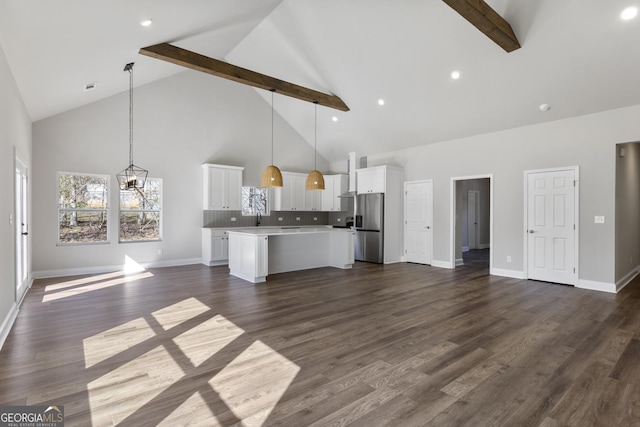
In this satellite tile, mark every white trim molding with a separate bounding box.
[616,264,640,293]
[455,258,464,266]
[577,279,616,294]
[0,303,19,351]
[492,268,525,279]
[431,259,453,269]
[33,257,202,279]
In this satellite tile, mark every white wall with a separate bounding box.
[333,104,640,286]
[32,70,328,276]
[0,44,32,344]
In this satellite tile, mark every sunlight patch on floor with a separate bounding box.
[158,391,221,426]
[42,271,153,302]
[151,297,211,331]
[89,345,185,426]
[83,297,299,425]
[83,317,156,368]
[210,340,300,426]
[172,315,244,367]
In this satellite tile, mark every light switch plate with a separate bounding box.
[595,216,605,224]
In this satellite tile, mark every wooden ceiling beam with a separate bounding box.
[442,0,521,52]
[139,43,350,111]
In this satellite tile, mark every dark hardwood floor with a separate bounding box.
[2,258,640,426]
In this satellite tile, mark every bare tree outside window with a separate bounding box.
[58,173,109,244]
[119,178,162,242]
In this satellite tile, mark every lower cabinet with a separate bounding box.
[202,229,229,265]
[228,233,269,283]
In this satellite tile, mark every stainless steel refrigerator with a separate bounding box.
[354,193,384,263]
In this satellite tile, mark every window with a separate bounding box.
[58,172,109,244]
[119,178,162,242]
[241,186,269,216]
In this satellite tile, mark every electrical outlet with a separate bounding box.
[230,217,236,222]
[157,248,163,255]
[9,214,13,225]
[296,217,301,221]
[313,217,317,221]
[507,256,512,263]
[278,217,283,221]
[337,218,342,222]
[595,216,605,224]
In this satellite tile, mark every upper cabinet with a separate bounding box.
[202,164,244,210]
[273,172,346,212]
[356,167,386,194]
[275,172,306,211]
[322,174,347,211]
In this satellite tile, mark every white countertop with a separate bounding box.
[227,226,353,236]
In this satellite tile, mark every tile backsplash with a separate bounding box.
[204,210,330,228]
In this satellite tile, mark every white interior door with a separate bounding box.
[15,155,29,299]
[468,190,479,250]
[526,169,576,285]
[404,181,432,264]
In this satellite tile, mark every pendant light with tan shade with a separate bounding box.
[306,102,325,190]
[261,89,283,187]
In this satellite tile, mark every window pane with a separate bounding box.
[120,178,161,210]
[242,186,269,216]
[59,210,108,243]
[120,212,161,242]
[59,174,108,209]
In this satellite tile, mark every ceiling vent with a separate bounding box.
[84,82,97,92]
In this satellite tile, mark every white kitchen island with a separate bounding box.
[228,227,355,283]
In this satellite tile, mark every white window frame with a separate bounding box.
[119,177,163,243]
[57,171,110,246]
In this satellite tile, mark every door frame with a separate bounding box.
[14,147,31,303]
[450,174,493,273]
[523,166,579,284]
[403,179,433,265]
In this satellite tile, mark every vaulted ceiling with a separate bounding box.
[0,0,638,163]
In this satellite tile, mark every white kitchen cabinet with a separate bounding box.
[356,167,386,194]
[202,164,244,210]
[229,233,269,283]
[202,228,229,265]
[305,188,322,211]
[275,172,306,211]
[322,174,347,211]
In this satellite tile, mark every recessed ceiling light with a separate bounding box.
[140,19,153,27]
[539,103,551,112]
[451,70,461,80]
[621,6,638,20]
[332,116,338,122]
[378,99,385,106]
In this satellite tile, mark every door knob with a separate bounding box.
[425,226,431,229]
[528,230,535,234]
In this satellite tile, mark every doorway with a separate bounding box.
[15,151,29,302]
[451,175,493,272]
[404,180,433,265]
[524,166,578,285]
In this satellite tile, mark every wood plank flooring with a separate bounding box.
[2,250,640,426]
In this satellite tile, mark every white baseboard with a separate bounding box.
[462,246,469,253]
[0,303,18,351]
[455,258,464,266]
[33,258,202,279]
[577,279,617,294]
[478,243,491,250]
[431,259,453,269]
[491,268,525,279]
[616,264,640,292]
